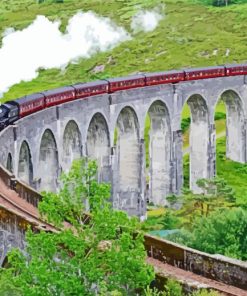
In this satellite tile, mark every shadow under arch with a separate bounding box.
[18,141,33,186]
[62,120,82,172]
[215,89,245,163]
[146,100,172,205]
[86,112,111,183]
[182,94,210,192]
[38,129,59,192]
[1,255,10,268]
[6,153,13,173]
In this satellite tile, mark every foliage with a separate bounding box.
[165,279,183,296]
[0,159,155,295]
[159,210,179,230]
[168,208,247,260]
[0,270,22,296]
[175,177,236,222]
[190,208,247,260]
[191,290,219,296]
[144,279,182,296]
[216,137,247,207]
[181,117,191,134]
[144,280,218,296]
[214,111,226,120]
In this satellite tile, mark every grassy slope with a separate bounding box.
[1,0,247,208]
[2,0,247,102]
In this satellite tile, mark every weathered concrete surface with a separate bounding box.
[0,76,247,214]
[0,210,26,267]
[222,90,245,163]
[38,129,59,192]
[86,113,111,183]
[62,120,82,173]
[188,95,209,191]
[148,101,172,205]
[18,141,33,186]
[145,234,247,291]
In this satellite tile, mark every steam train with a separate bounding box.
[1,64,247,131]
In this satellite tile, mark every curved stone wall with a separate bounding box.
[0,75,247,216]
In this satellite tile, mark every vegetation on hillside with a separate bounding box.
[1,0,247,101]
[167,207,247,260]
[145,176,247,260]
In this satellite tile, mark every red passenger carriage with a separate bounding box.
[43,86,75,108]
[73,81,108,99]
[185,66,225,81]
[225,64,247,76]
[145,70,185,86]
[107,75,145,93]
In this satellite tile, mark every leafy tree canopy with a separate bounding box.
[168,207,247,260]
[0,159,154,296]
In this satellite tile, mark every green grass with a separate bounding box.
[2,0,247,102]
[182,135,247,205]
[216,137,247,205]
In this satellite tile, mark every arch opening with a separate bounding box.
[86,113,111,183]
[39,129,59,192]
[116,107,140,195]
[182,95,209,192]
[18,141,33,185]
[145,101,172,205]
[62,120,82,172]
[6,153,13,173]
[217,90,245,163]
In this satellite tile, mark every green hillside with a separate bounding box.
[1,0,247,101]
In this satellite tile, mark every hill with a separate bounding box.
[1,0,247,101]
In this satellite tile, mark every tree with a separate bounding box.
[170,177,236,224]
[189,208,247,260]
[0,159,154,295]
[168,208,247,261]
[159,210,179,230]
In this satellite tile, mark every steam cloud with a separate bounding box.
[131,8,164,33]
[0,8,164,98]
[0,12,130,97]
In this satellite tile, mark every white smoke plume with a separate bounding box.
[131,8,164,33]
[0,12,130,97]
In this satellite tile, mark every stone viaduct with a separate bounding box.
[0,75,247,218]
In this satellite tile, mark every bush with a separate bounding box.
[181,117,191,134]
[192,289,219,296]
[160,210,179,229]
[214,112,226,120]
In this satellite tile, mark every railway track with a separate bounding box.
[0,170,246,295]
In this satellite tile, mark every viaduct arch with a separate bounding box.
[0,75,247,218]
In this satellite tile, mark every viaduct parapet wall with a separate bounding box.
[0,76,247,217]
[0,208,26,267]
